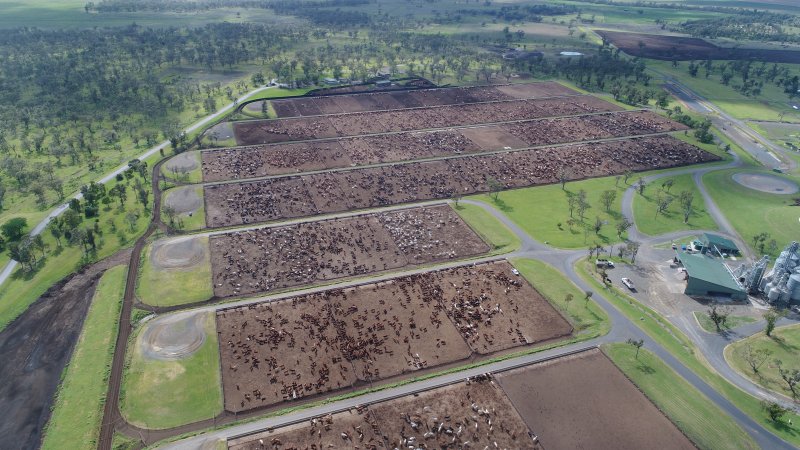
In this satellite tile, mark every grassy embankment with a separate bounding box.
[41,265,127,450]
[576,259,800,446]
[605,343,758,450]
[693,311,757,333]
[632,173,717,236]
[119,312,222,429]
[453,203,521,254]
[726,324,800,399]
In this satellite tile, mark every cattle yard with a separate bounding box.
[227,349,693,450]
[216,260,572,413]
[209,205,490,298]
[203,135,716,228]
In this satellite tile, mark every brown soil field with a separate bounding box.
[204,135,717,228]
[209,205,489,298]
[598,30,800,63]
[232,94,621,146]
[217,260,570,414]
[496,348,695,450]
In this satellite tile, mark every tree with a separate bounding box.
[661,179,674,193]
[558,168,569,190]
[637,177,646,195]
[452,194,462,208]
[593,216,603,234]
[654,192,673,219]
[50,220,64,247]
[1,217,27,242]
[762,401,789,422]
[764,310,779,337]
[626,241,640,264]
[623,170,633,185]
[626,338,644,359]
[576,189,589,222]
[125,211,139,232]
[600,190,616,213]
[679,190,694,224]
[707,304,729,332]
[564,293,573,310]
[615,218,632,239]
[486,177,503,201]
[8,240,33,271]
[584,290,593,306]
[0,183,5,210]
[32,234,46,258]
[742,344,771,374]
[163,205,177,226]
[776,360,800,398]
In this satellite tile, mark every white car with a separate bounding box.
[621,277,635,290]
[511,268,520,276]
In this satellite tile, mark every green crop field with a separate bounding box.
[605,343,758,450]
[120,312,222,429]
[633,174,717,236]
[726,324,800,399]
[41,265,127,450]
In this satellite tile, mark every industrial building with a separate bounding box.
[677,252,747,300]
[700,233,740,256]
[737,241,800,305]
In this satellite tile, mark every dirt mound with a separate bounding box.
[165,186,202,215]
[140,312,206,361]
[733,172,798,194]
[150,237,206,271]
[207,121,234,141]
[164,152,199,173]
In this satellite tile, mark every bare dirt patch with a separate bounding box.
[496,348,695,450]
[209,205,486,298]
[140,312,206,361]
[164,151,199,173]
[206,121,234,141]
[598,30,800,63]
[496,82,578,99]
[164,186,201,215]
[732,172,798,194]
[217,260,570,414]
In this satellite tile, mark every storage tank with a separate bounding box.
[768,287,781,302]
[790,273,800,302]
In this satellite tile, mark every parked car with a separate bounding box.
[621,277,635,290]
[596,259,615,268]
[511,268,520,276]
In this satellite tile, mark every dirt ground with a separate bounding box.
[496,348,695,450]
[149,236,206,271]
[164,151,199,173]
[217,260,571,414]
[231,91,615,146]
[164,185,202,215]
[267,82,576,118]
[204,135,718,228]
[598,30,800,63]
[732,172,798,194]
[209,205,487,298]
[0,251,129,450]
[228,377,537,450]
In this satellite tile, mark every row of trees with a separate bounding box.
[679,59,800,100]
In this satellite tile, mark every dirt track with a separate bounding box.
[0,250,129,450]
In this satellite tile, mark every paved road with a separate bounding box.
[0,86,274,288]
[158,198,796,450]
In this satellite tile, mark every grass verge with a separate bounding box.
[120,311,222,429]
[604,343,758,450]
[41,265,127,450]
[725,324,800,400]
[693,311,757,333]
[453,203,521,253]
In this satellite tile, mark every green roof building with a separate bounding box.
[701,233,740,256]
[677,252,747,300]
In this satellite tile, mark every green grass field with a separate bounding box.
[633,174,718,236]
[703,169,800,256]
[726,324,800,399]
[512,258,610,338]
[41,265,127,450]
[453,203,521,254]
[136,237,213,307]
[120,312,222,429]
[604,343,758,450]
[693,311,757,333]
[649,60,800,123]
[469,175,628,249]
